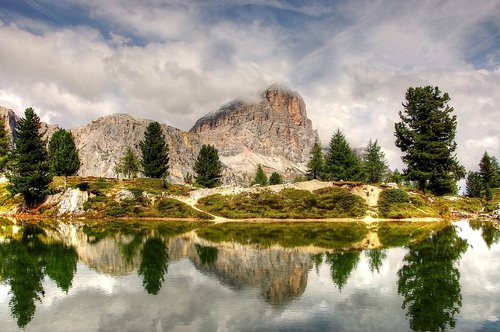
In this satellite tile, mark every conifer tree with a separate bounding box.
[194,144,222,188]
[252,164,268,186]
[479,152,500,188]
[395,86,463,195]
[387,169,404,186]
[48,129,80,189]
[269,172,283,185]
[465,171,483,198]
[307,139,325,180]
[114,146,140,179]
[0,120,11,172]
[140,122,169,178]
[7,108,52,206]
[325,129,362,181]
[362,139,389,184]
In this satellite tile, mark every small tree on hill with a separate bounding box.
[465,171,483,198]
[194,144,222,188]
[140,122,169,179]
[252,164,268,186]
[307,139,325,180]
[0,120,11,172]
[479,152,500,189]
[114,146,140,179]
[7,108,52,206]
[387,169,404,186]
[325,129,363,181]
[269,172,283,185]
[362,139,389,184]
[395,86,463,195]
[48,129,80,189]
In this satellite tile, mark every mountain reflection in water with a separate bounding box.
[0,218,499,331]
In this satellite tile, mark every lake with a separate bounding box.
[0,219,499,331]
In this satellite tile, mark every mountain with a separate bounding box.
[0,85,318,184]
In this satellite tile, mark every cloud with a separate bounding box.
[0,0,498,171]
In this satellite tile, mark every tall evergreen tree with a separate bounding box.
[479,152,500,188]
[325,129,362,181]
[194,144,222,188]
[0,120,11,172]
[307,139,325,180]
[252,164,268,186]
[465,171,483,198]
[362,139,389,184]
[7,108,52,206]
[140,122,169,178]
[114,146,140,179]
[48,129,80,189]
[395,86,463,195]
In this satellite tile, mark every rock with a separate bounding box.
[1,84,318,185]
[57,189,89,216]
[492,203,500,219]
[115,189,135,201]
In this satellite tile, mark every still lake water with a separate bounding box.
[0,219,499,332]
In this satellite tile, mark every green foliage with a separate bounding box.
[362,139,389,184]
[479,151,500,189]
[378,188,445,218]
[395,86,464,195]
[387,169,404,185]
[140,122,169,178]
[325,251,360,290]
[469,219,500,248]
[397,226,468,331]
[195,244,219,266]
[0,120,11,172]
[465,171,483,198]
[378,222,449,247]
[154,198,212,219]
[366,249,387,274]
[196,222,368,249]
[7,108,52,206]
[307,139,325,180]
[197,187,367,219]
[114,146,140,179]
[269,172,283,185]
[325,129,363,181]
[252,164,268,186]
[48,129,80,188]
[138,238,168,295]
[194,144,222,188]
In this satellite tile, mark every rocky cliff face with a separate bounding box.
[0,85,318,183]
[191,84,318,180]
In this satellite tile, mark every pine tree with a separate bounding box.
[7,108,52,206]
[114,146,140,179]
[387,169,404,185]
[0,120,11,172]
[465,171,483,198]
[479,152,500,188]
[307,139,325,180]
[269,172,283,185]
[48,129,80,189]
[252,164,268,186]
[362,139,389,184]
[194,144,222,188]
[395,86,463,195]
[140,122,169,178]
[325,129,362,181]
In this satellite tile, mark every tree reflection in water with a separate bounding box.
[325,251,360,290]
[397,225,468,332]
[195,244,219,267]
[469,219,500,249]
[366,249,387,274]
[0,224,77,328]
[138,238,169,295]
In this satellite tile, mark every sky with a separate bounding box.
[0,0,499,171]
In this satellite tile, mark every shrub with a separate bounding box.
[76,182,90,191]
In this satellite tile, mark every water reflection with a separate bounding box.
[397,225,468,332]
[0,224,77,328]
[469,219,500,248]
[0,219,498,331]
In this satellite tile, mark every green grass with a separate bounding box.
[195,222,368,249]
[196,187,368,219]
[377,221,449,247]
[378,188,447,218]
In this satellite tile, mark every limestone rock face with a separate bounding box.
[0,84,318,184]
[70,113,201,180]
[190,84,319,179]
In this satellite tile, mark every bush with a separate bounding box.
[378,189,410,218]
[76,182,90,191]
